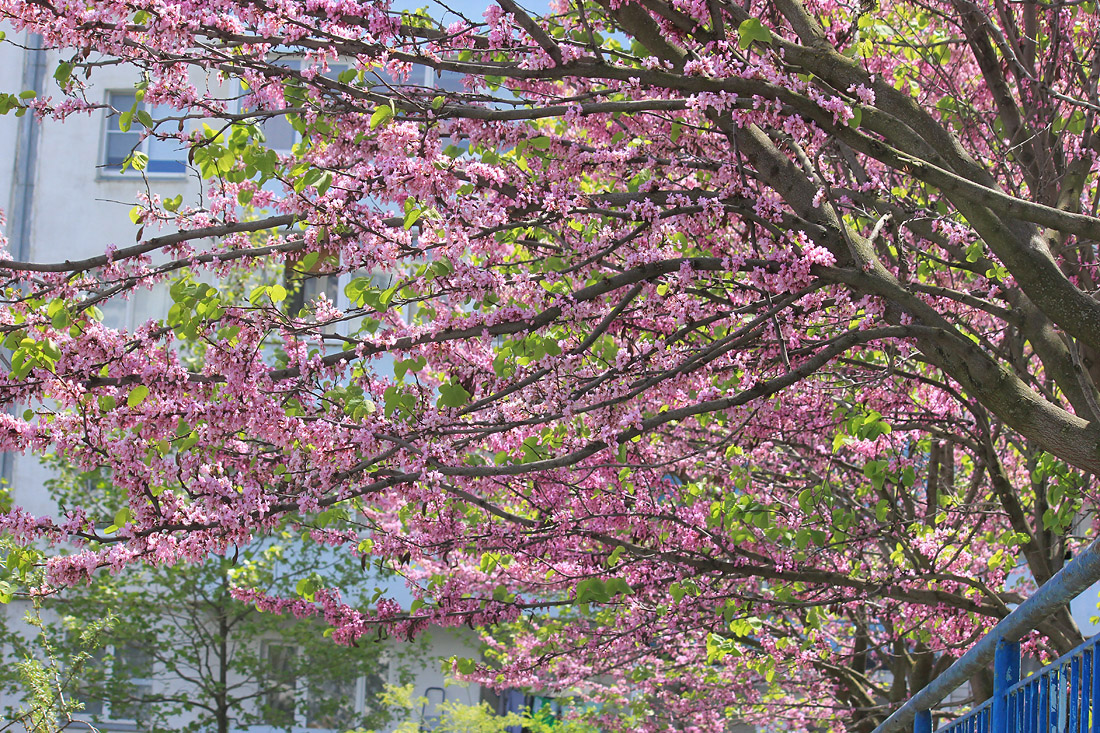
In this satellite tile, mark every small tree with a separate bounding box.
[0,463,409,733]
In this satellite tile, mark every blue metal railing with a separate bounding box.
[924,634,1100,733]
[875,540,1100,733]
[937,699,991,733]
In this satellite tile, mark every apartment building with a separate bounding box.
[0,29,491,733]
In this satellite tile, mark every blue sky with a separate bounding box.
[390,0,551,26]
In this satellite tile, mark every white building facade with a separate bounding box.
[0,29,495,733]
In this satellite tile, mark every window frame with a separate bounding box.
[239,61,469,156]
[72,641,156,730]
[259,640,387,731]
[98,90,188,180]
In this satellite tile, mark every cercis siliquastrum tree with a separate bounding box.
[0,0,1098,729]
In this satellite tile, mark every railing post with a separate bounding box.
[992,638,1020,733]
[1091,643,1100,733]
[913,709,931,733]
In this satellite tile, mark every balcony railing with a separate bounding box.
[933,633,1100,733]
[873,538,1100,733]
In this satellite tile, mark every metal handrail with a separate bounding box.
[873,536,1100,733]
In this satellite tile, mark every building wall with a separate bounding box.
[0,33,486,733]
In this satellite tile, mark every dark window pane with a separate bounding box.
[146,157,186,174]
[304,674,357,729]
[113,643,153,678]
[264,645,298,724]
[105,132,141,166]
[73,646,108,717]
[80,697,105,716]
[107,92,137,118]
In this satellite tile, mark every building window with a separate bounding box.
[75,642,154,727]
[262,642,386,730]
[253,61,348,154]
[102,91,187,176]
[250,62,465,154]
[304,673,363,730]
[286,270,341,321]
[263,643,298,726]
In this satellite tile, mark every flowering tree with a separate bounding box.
[0,0,1098,729]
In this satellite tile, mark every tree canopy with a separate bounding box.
[0,0,1099,729]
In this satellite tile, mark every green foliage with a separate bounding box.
[736,19,772,49]
[0,460,415,733]
[0,546,403,733]
[370,104,394,129]
[574,577,633,605]
[6,602,115,733]
[437,380,472,408]
[362,683,598,733]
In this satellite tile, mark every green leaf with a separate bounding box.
[528,136,552,150]
[575,578,610,604]
[394,356,427,380]
[119,109,133,132]
[430,258,453,278]
[343,277,370,306]
[51,307,70,329]
[437,381,472,408]
[295,168,322,193]
[378,284,399,310]
[370,105,394,129]
[965,241,984,262]
[432,96,445,111]
[299,252,320,272]
[114,506,132,528]
[605,577,633,597]
[737,18,773,50]
[53,62,73,84]
[127,385,150,407]
[295,577,317,598]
